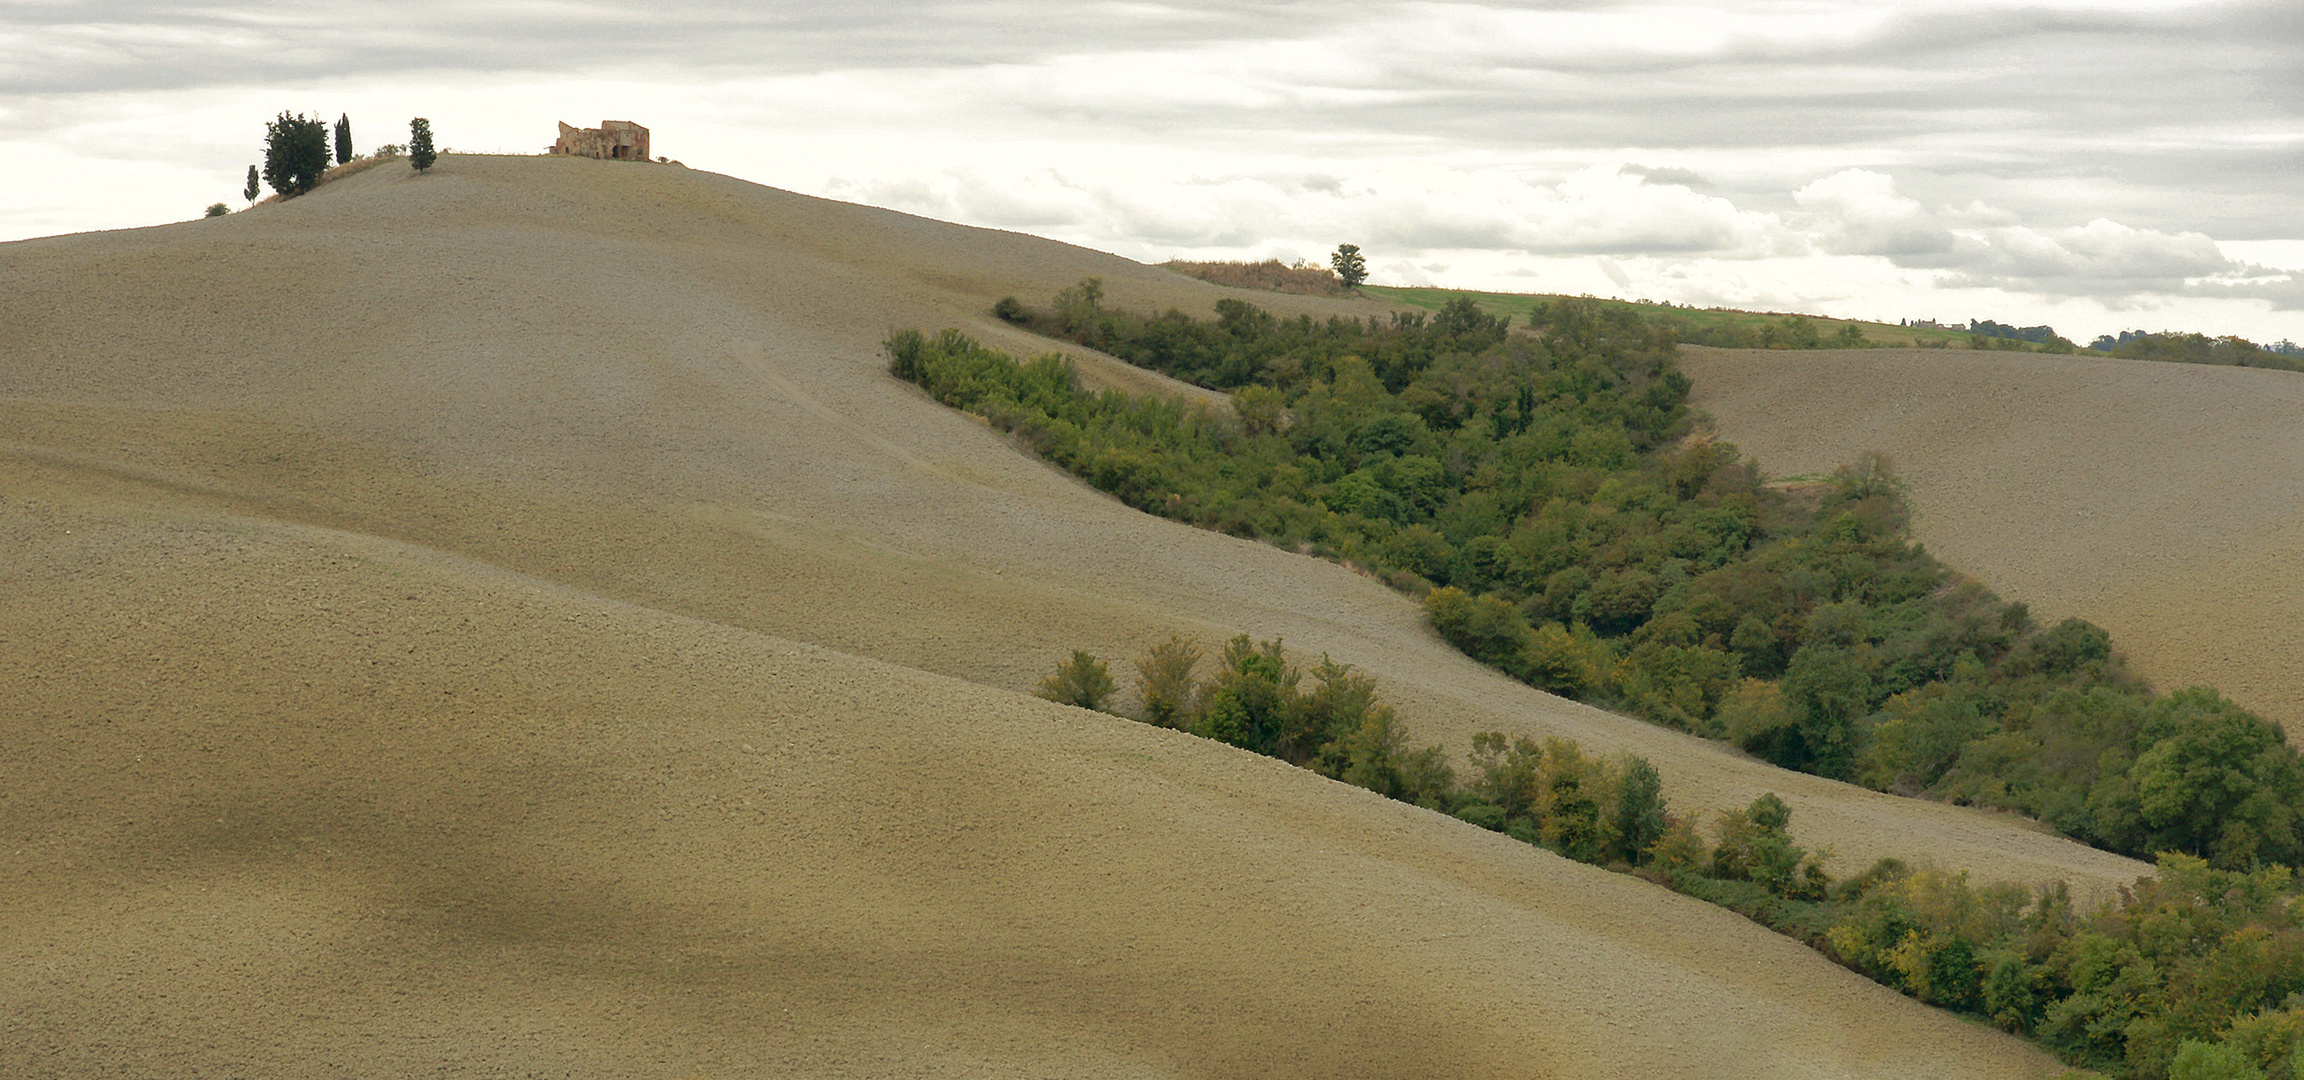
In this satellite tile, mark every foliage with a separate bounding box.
[204,202,229,218]
[1331,243,1368,290]
[1045,628,2304,1078]
[333,113,352,166]
[1819,854,2304,1079]
[1036,650,1118,711]
[243,165,260,204]
[891,285,2304,871]
[961,280,2304,1076]
[261,111,330,197]
[1133,634,1202,727]
[408,117,437,174]
[2090,331,2301,373]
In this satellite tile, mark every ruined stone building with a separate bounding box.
[549,121,650,162]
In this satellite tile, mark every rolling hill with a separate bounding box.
[0,154,2147,1077]
[1679,346,2304,737]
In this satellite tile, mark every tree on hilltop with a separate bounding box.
[408,117,437,174]
[243,164,259,204]
[262,111,329,197]
[1331,243,1368,290]
[333,113,352,166]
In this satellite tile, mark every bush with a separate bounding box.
[203,202,229,218]
[1035,650,1117,711]
[1132,635,1201,727]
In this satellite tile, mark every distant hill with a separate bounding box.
[1362,284,2078,352]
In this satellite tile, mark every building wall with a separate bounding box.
[551,121,651,162]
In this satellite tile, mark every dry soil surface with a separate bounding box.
[2,156,2128,1078]
[1680,345,2304,736]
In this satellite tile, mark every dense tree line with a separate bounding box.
[1811,854,2304,1079]
[2087,331,2302,372]
[1967,318,2066,345]
[888,286,2304,877]
[1034,636,2304,1079]
[1033,634,1701,898]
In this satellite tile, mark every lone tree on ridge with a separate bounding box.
[333,113,352,166]
[261,111,330,197]
[1331,243,1368,290]
[408,117,437,174]
[243,164,260,204]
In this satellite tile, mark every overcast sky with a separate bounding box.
[7,0,2300,343]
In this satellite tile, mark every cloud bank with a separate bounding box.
[5,1,2299,340]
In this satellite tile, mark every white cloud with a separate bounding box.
[1793,169,1953,257]
[4,1,2299,341]
[1937,218,2234,293]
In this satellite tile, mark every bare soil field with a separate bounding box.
[1680,346,2304,736]
[0,156,2127,1077]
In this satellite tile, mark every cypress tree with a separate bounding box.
[244,164,260,204]
[333,113,352,166]
[408,117,437,174]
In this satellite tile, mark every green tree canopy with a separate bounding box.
[261,111,329,197]
[1330,243,1367,289]
[2122,687,2303,867]
[408,117,437,174]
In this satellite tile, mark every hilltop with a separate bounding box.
[0,154,2149,1077]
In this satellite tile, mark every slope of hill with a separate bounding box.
[2,154,2126,1077]
[1679,346,2304,736]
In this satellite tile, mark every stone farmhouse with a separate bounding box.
[549,121,650,162]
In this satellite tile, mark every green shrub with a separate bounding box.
[1132,635,1201,728]
[1035,650,1117,711]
